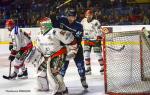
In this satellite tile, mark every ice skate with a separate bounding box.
[18,69,28,79]
[85,67,91,75]
[81,77,88,89]
[3,72,17,80]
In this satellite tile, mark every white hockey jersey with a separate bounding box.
[81,18,102,40]
[36,28,74,57]
[10,26,32,51]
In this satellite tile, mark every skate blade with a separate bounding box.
[18,76,28,79]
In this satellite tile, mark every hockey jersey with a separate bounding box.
[10,26,31,51]
[81,18,102,40]
[53,17,83,45]
[36,28,74,57]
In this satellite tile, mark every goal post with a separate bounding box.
[102,30,150,95]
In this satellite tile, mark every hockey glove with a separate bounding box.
[9,50,17,61]
[8,55,15,61]
[9,42,13,51]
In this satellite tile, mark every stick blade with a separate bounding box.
[3,75,11,80]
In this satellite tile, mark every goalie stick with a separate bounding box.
[3,61,12,79]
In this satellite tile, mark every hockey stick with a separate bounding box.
[3,61,12,79]
[107,45,125,52]
[82,38,125,52]
[56,0,72,9]
[106,37,126,52]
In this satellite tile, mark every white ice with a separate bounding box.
[0,45,106,95]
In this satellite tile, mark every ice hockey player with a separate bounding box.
[142,27,150,38]
[81,9,104,75]
[26,17,77,95]
[4,19,33,79]
[53,8,88,89]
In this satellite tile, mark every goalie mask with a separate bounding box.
[39,17,53,34]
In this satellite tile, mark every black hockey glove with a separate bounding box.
[8,55,15,61]
[9,43,13,51]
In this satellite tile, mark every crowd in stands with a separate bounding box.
[0,0,149,28]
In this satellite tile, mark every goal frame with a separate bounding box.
[102,31,150,95]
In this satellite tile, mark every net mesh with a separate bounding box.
[103,31,150,95]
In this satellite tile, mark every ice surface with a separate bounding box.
[0,45,106,95]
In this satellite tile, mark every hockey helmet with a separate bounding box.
[85,10,93,16]
[5,19,15,29]
[39,17,53,34]
[66,8,77,17]
[85,10,93,21]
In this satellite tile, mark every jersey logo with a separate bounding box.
[60,31,66,36]
[101,27,112,34]
[95,22,98,26]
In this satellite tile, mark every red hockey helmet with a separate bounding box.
[5,19,15,29]
[85,10,93,16]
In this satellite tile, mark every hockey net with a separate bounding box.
[102,31,150,95]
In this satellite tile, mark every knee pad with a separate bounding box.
[37,70,49,91]
[83,45,91,51]
[47,58,59,94]
[84,51,91,59]
[93,46,102,53]
[95,53,102,59]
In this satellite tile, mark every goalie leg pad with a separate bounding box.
[47,58,59,94]
[56,74,66,92]
[37,70,49,91]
